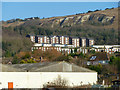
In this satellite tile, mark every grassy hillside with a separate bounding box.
[2,8,119,57]
[2,26,33,57]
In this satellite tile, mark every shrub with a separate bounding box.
[88,64,103,74]
[55,55,69,62]
[20,59,37,64]
[44,75,68,88]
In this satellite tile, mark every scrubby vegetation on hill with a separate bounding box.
[2,26,33,57]
[2,8,119,58]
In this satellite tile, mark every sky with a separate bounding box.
[2,2,118,21]
[1,0,120,2]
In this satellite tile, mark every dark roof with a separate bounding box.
[71,36,79,39]
[89,52,108,61]
[49,35,59,37]
[2,61,96,72]
[112,79,120,82]
[37,35,49,37]
[87,38,94,40]
[29,34,35,36]
[80,37,86,39]
[59,35,69,37]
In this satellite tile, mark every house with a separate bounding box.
[1,61,97,89]
[32,43,88,54]
[87,52,109,65]
[91,45,120,54]
[112,79,120,87]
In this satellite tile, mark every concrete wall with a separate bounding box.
[0,72,97,89]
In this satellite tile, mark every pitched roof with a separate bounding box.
[89,52,108,61]
[2,61,96,72]
[1,64,24,72]
[80,37,86,39]
[87,38,94,40]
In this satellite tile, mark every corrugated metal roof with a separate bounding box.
[2,61,96,72]
[1,64,24,72]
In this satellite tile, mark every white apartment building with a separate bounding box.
[72,37,80,47]
[37,35,50,44]
[50,36,59,44]
[29,35,95,47]
[91,45,120,54]
[80,37,86,47]
[88,38,94,47]
[59,36,70,45]
[32,43,88,54]
[30,35,36,43]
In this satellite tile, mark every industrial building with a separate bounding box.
[0,62,97,89]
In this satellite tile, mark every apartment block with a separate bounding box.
[50,36,59,44]
[37,35,50,44]
[30,35,36,43]
[28,34,95,48]
[59,36,71,45]
[72,37,80,47]
[87,38,94,47]
[80,37,86,47]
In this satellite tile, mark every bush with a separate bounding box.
[20,59,37,64]
[55,55,69,62]
[22,53,31,59]
[20,60,27,64]
[12,56,19,64]
[74,48,77,53]
[5,50,12,57]
[44,75,68,88]
[88,64,103,74]
[90,50,95,54]
[109,56,120,72]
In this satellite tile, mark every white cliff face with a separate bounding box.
[51,22,54,28]
[56,19,60,24]
[76,16,82,22]
[81,15,90,23]
[59,18,65,22]
[65,16,74,21]
[44,13,115,28]
[39,23,44,26]
[102,16,114,23]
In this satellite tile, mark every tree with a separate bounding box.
[55,55,69,62]
[5,50,12,57]
[88,64,103,74]
[74,48,77,53]
[90,50,95,54]
[12,56,19,64]
[20,60,27,64]
[80,52,84,57]
[71,49,73,53]
[20,59,37,64]
[22,53,31,59]
[44,75,68,88]
[109,56,120,73]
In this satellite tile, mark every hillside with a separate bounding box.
[2,8,119,57]
[2,8,118,29]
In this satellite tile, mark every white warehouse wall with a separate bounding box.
[0,72,97,88]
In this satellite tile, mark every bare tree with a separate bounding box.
[44,75,68,88]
